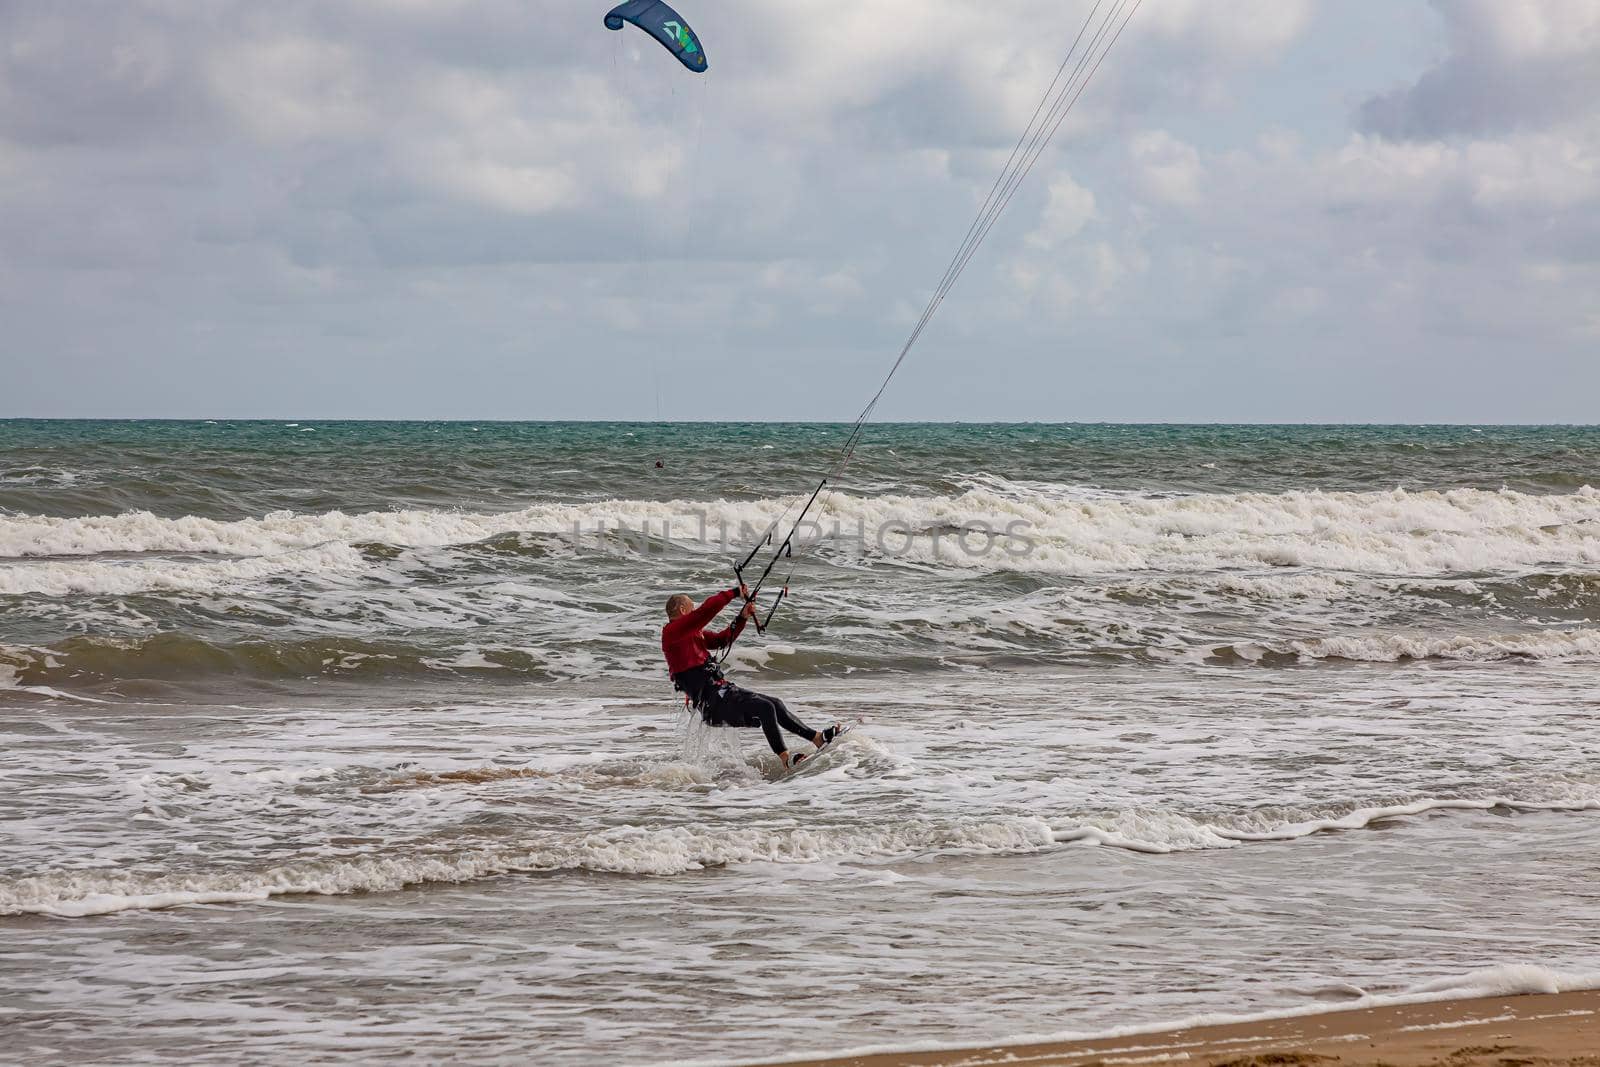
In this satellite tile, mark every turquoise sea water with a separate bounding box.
[4,421,1597,521]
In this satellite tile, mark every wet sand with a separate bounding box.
[764,990,1600,1067]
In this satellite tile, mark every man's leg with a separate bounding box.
[766,696,819,745]
[762,693,850,751]
[750,696,789,756]
[713,690,788,756]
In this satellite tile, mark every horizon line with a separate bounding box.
[4,417,1600,428]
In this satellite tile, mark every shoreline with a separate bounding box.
[754,990,1600,1067]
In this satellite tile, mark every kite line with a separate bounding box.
[725,0,1144,652]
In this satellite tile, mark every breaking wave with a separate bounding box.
[1,485,1597,578]
[1211,628,1600,664]
[0,544,366,597]
[1,817,1057,918]
[10,786,1598,918]
[0,634,558,688]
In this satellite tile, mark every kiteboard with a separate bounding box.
[777,723,855,779]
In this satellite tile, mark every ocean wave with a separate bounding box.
[0,629,921,691]
[1055,792,1600,853]
[0,633,558,688]
[0,505,618,558]
[0,544,366,597]
[1276,628,1600,663]
[364,760,718,793]
[4,614,1593,697]
[0,817,1057,917]
[2,486,1597,580]
[0,466,83,488]
[10,785,1598,918]
[3,614,1593,698]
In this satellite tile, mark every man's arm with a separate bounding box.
[703,608,750,649]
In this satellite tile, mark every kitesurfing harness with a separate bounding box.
[672,660,728,711]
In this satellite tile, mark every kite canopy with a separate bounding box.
[604,1,708,73]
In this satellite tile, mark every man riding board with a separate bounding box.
[662,584,845,768]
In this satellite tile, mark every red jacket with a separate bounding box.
[662,587,747,675]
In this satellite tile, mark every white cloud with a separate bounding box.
[1,0,1596,420]
[1027,173,1096,248]
[1464,132,1599,210]
[1122,114,1600,347]
[1140,0,1314,58]
[1450,0,1600,61]
[1129,130,1202,206]
[1361,0,1600,139]
[1122,0,1314,109]
[205,36,374,143]
[759,260,867,316]
[1006,230,1147,320]
[420,154,581,217]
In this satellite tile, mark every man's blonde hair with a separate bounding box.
[665,594,693,617]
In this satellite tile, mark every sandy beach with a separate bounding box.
[763,991,1600,1067]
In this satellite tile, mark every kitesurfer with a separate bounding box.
[662,585,844,768]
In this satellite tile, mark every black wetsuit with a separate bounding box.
[674,662,817,756]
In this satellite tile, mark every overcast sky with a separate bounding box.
[1,0,1597,422]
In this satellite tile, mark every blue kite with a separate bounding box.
[604,1,708,73]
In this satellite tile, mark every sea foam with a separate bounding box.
[1,486,1596,581]
[0,817,1057,917]
[0,543,366,597]
[11,786,1598,918]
